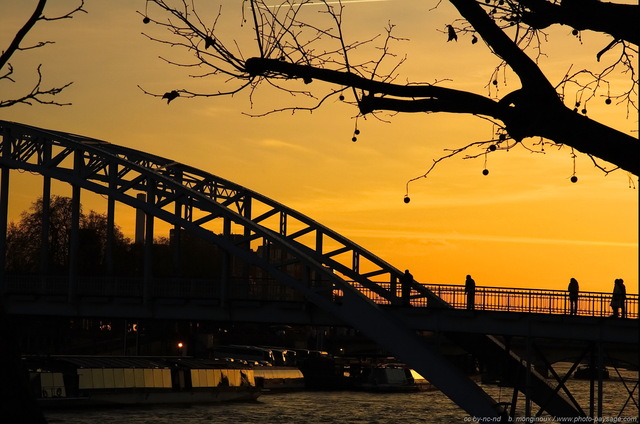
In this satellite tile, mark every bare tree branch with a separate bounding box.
[0,0,47,71]
[517,0,639,45]
[0,0,86,109]
[144,0,638,176]
[0,66,73,108]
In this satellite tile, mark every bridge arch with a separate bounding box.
[1,120,587,419]
[0,120,424,306]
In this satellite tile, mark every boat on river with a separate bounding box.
[25,356,261,408]
[212,345,305,391]
[574,365,610,380]
[352,363,433,392]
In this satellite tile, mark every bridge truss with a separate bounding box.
[1,120,634,420]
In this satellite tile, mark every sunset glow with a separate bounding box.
[1,0,637,294]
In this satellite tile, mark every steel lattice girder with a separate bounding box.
[0,120,585,419]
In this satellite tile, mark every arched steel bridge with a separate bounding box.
[1,120,637,420]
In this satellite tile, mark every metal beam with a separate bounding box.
[0,120,591,419]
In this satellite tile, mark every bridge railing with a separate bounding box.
[4,275,637,319]
[417,284,638,319]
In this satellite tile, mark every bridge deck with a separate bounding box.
[4,276,637,344]
[4,275,636,315]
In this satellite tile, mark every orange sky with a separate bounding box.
[1,0,637,294]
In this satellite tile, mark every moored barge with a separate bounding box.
[25,356,260,408]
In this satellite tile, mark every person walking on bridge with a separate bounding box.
[620,279,627,318]
[464,275,476,310]
[610,278,626,318]
[568,278,579,315]
[400,269,413,307]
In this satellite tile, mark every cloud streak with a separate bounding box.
[259,138,315,153]
[344,228,638,249]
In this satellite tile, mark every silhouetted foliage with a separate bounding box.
[5,196,130,274]
[142,0,638,178]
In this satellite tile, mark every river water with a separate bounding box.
[44,390,473,424]
[44,378,638,424]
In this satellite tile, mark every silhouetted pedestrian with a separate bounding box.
[568,278,579,315]
[610,278,625,318]
[400,269,413,306]
[619,279,627,318]
[464,275,476,310]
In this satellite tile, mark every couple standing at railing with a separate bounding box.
[568,277,627,318]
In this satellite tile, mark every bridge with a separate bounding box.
[1,120,638,420]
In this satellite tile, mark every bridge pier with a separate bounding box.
[106,162,117,276]
[143,188,155,306]
[40,146,51,283]
[589,341,605,419]
[0,162,8,293]
[220,218,233,308]
[67,181,81,304]
[525,334,532,417]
